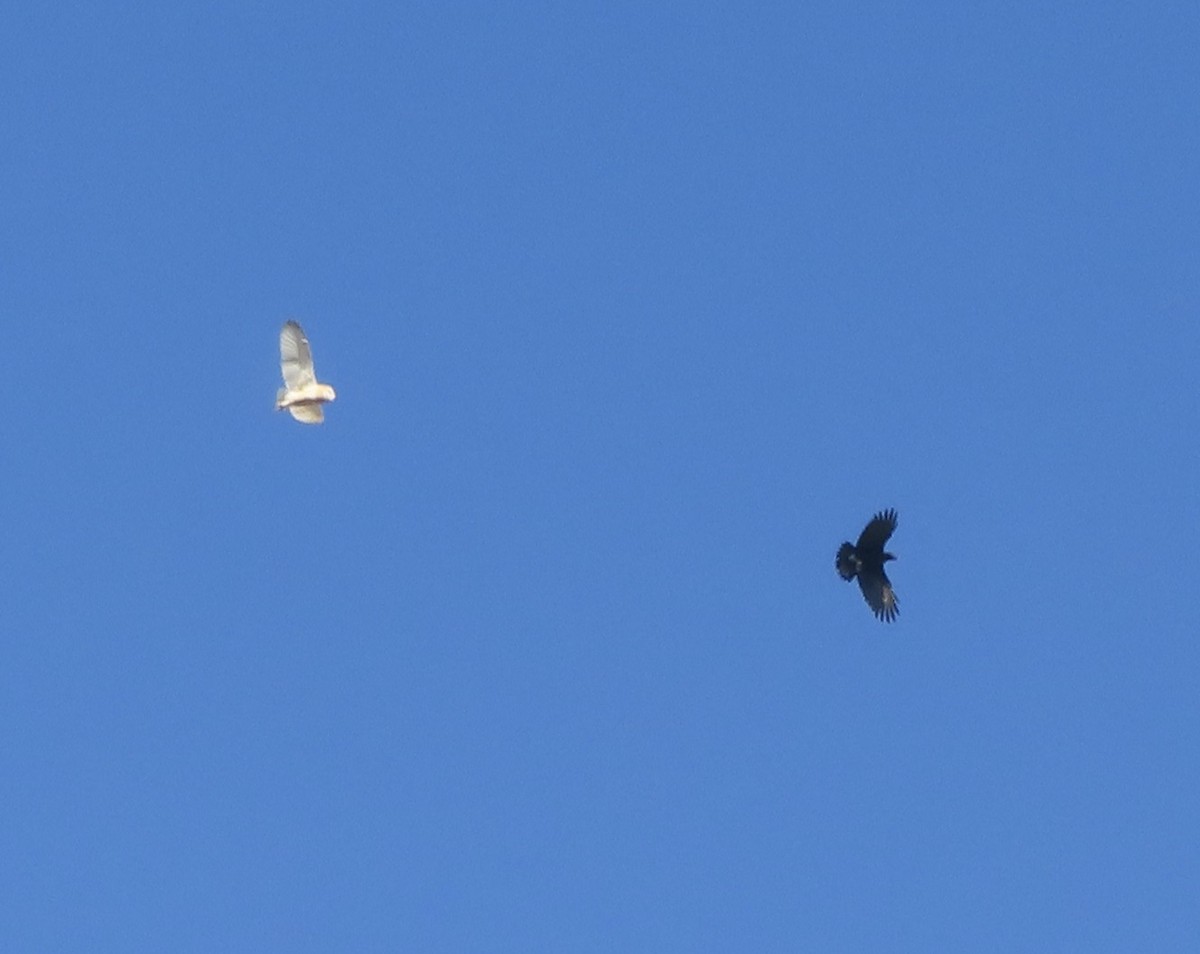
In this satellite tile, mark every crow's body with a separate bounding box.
[837,509,899,622]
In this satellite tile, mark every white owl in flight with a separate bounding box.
[275,320,336,424]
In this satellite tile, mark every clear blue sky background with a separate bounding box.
[1,2,1196,950]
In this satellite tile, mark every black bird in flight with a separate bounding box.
[836,509,900,622]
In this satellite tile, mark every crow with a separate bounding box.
[836,509,900,622]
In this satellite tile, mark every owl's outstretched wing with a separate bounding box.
[288,403,325,424]
[280,321,317,389]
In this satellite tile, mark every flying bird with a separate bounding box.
[275,320,336,424]
[836,508,900,622]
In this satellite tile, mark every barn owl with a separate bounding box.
[275,320,336,424]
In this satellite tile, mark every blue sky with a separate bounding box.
[1,2,1197,950]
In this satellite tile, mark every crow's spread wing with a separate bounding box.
[857,566,899,622]
[856,508,898,554]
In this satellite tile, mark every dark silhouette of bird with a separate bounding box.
[836,509,900,622]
